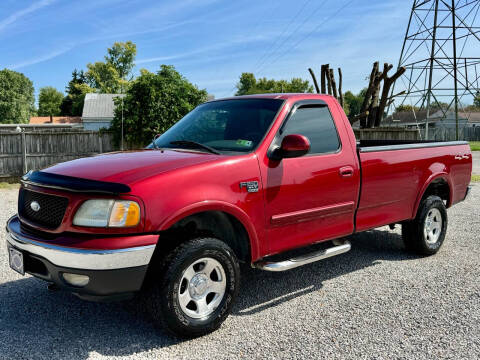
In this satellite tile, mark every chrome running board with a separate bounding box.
[255,241,351,272]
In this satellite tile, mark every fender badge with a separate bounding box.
[240,181,259,193]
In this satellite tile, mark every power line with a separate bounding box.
[263,0,357,70]
[252,0,314,70]
[244,0,285,63]
[231,0,356,95]
[228,0,288,95]
[255,0,330,74]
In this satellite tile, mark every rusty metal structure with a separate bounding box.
[391,0,480,139]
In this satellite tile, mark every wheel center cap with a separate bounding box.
[189,274,209,297]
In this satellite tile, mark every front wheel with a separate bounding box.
[147,238,240,338]
[402,195,448,255]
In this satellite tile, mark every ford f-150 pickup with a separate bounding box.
[6,94,472,337]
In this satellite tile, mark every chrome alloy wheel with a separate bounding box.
[178,257,227,319]
[424,208,443,244]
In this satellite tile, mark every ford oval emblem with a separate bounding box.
[30,201,41,212]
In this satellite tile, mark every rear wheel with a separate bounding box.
[147,238,240,338]
[402,195,448,255]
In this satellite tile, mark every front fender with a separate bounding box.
[158,200,262,261]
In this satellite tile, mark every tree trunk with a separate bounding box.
[375,66,406,127]
[350,111,369,125]
[308,68,320,93]
[338,68,344,108]
[320,65,327,94]
[361,62,379,113]
[360,61,379,128]
[325,64,332,95]
[329,69,338,99]
[367,68,384,128]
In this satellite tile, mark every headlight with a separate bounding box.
[73,199,140,228]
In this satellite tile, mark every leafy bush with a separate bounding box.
[110,65,208,147]
[0,69,35,123]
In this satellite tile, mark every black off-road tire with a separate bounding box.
[402,195,448,256]
[146,237,240,338]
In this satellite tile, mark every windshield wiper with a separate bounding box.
[170,140,220,155]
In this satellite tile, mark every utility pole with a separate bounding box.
[389,0,480,141]
[452,0,459,141]
[425,0,439,140]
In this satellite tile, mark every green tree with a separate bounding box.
[474,91,480,108]
[86,62,121,93]
[86,41,137,93]
[106,41,137,79]
[61,70,94,116]
[0,69,35,123]
[110,65,208,147]
[394,104,420,113]
[235,72,313,95]
[71,83,95,115]
[343,89,366,118]
[38,86,63,117]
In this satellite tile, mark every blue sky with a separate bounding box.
[0,0,411,101]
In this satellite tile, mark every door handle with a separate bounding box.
[339,166,354,177]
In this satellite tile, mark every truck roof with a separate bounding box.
[211,93,334,102]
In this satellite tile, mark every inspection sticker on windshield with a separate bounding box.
[236,139,252,147]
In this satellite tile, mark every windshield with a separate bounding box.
[148,98,284,153]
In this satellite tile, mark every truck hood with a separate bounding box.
[43,149,223,185]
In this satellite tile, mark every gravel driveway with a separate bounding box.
[1,186,479,360]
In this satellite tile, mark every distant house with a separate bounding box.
[383,109,480,129]
[29,116,82,125]
[82,93,125,131]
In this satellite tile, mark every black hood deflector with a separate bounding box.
[21,171,131,195]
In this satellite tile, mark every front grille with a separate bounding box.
[20,223,59,240]
[19,188,68,229]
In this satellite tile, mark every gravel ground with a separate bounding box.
[472,151,480,175]
[1,186,479,360]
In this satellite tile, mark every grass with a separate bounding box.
[0,182,19,190]
[470,142,480,151]
[472,175,480,183]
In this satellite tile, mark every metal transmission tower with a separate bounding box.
[392,0,480,140]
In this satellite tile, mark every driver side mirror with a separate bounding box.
[270,134,310,160]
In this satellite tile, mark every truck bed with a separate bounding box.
[355,139,471,233]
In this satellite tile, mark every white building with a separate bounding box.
[82,93,125,131]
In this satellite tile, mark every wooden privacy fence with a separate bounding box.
[1,127,476,180]
[0,131,115,179]
[354,128,421,140]
[427,127,480,141]
[356,127,480,141]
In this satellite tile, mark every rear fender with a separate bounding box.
[412,172,453,218]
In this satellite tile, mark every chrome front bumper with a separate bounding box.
[6,218,155,271]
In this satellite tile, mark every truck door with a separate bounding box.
[262,100,359,255]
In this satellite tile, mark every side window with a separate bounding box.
[281,106,340,154]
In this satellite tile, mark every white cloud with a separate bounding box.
[136,34,278,65]
[0,0,56,32]
[9,45,73,70]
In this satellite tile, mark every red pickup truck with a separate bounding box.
[6,94,472,337]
